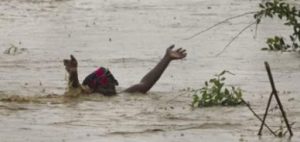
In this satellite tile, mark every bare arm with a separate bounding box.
[124,45,187,93]
[63,55,80,88]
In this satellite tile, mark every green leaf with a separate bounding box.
[219,70,227,76]
[259,4,265,9]
[209,78,215,83]
[256,19,261,24]
[266,2,272,7]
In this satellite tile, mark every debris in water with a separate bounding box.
[3,44,28,55]
[288,98,295,102]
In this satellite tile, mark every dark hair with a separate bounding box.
[82,67,118,95]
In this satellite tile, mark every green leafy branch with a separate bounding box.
[254,0,300,51]
[192,70,243,107]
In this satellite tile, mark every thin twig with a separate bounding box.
[283,122,295,136]
[165,92,187,104]
[254,22,259,39]
[152,91,188,111]
[241,99,277,136]
[184,11,256,40]
[215,21,256,57]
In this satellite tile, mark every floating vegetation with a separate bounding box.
[254,0,300,51]
[3,44,28,55]
[262,36,290,51]
[191,70,243,107]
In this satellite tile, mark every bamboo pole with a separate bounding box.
[264,62,293,136]
[258,92,274,135]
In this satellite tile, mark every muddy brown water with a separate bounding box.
[0,0,299,141]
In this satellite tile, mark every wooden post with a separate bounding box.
[258,92,274,135]
[259,62,293,136]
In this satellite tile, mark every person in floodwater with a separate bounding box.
[63,45,187,96]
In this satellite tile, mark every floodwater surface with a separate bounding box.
[0,0,299,141]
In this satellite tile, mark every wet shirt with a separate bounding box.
[82,67,118,91]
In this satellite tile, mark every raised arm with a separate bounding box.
[63,55,80,88]
[124,45,187,93]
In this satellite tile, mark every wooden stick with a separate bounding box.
[258,92,274,135]
[264,62,293,136]
[242,99,277,136]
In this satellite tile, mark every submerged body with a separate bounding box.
[63,45,187,96]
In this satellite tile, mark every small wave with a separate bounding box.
[107,128,164,136]
[0,94,63,103]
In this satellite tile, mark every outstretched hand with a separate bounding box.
[166,45,187,60]
[63,55,78,73]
